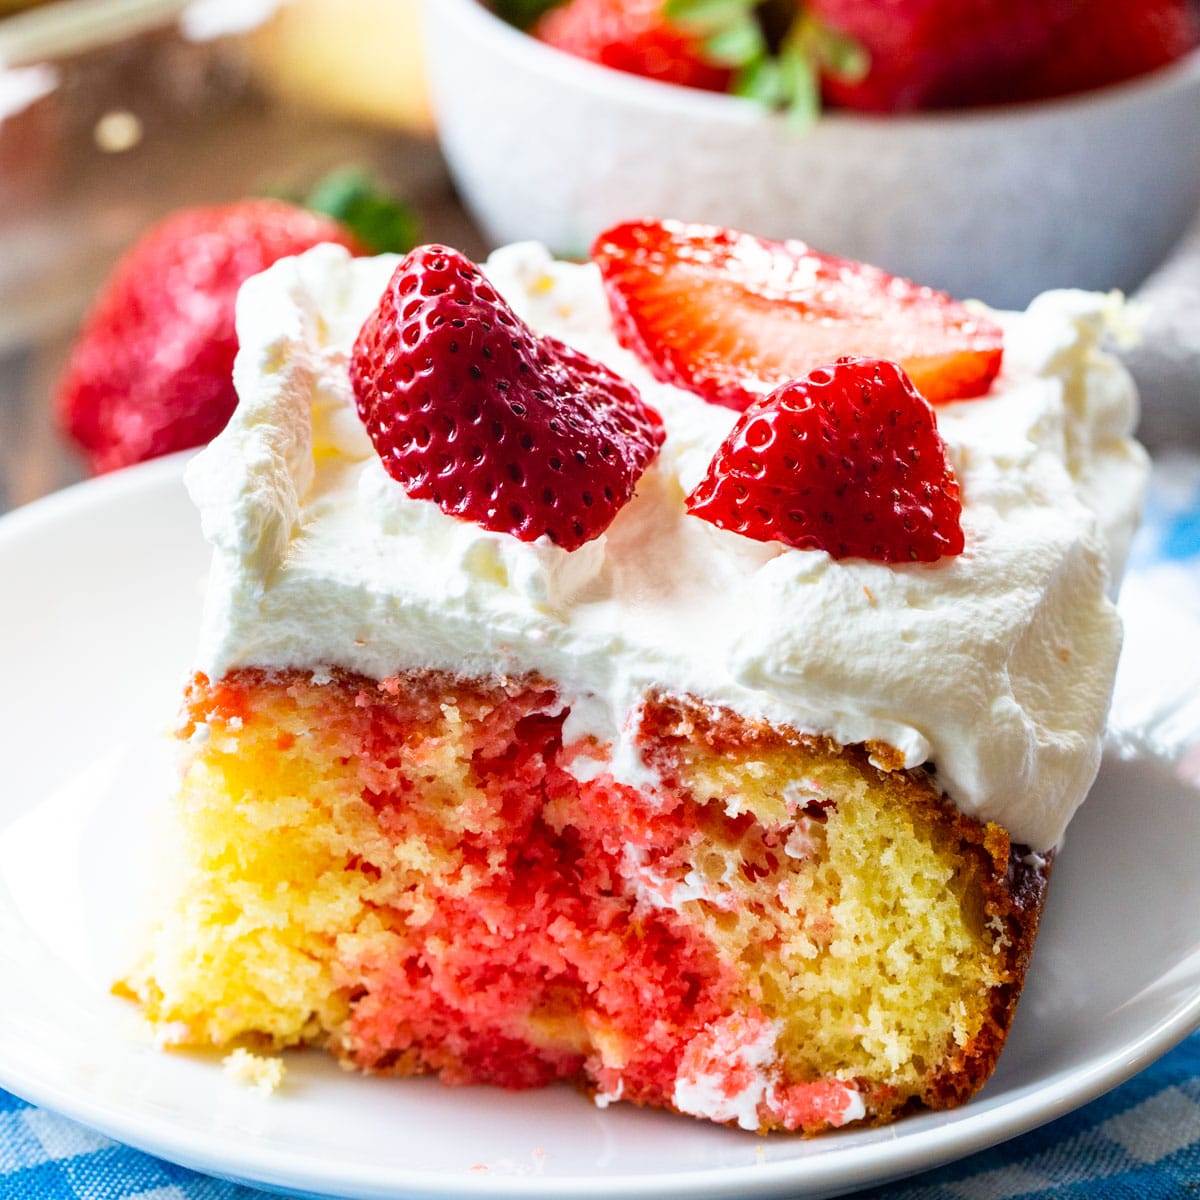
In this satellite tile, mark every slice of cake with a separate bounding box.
[124,222,1146,1134]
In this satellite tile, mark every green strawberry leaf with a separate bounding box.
[734,56,784,106]
[703,15,766,66]
[817,24,869,82]
[513,0,870,126]
[668,1,869,125]
[778,41,821,125]
[304,170,419,256]
[665,0,757,33]
[491,0,567,31]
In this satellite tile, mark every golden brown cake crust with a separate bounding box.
[637,690,1053,1124]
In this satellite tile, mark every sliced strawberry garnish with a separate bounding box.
[351,245,665,552]
[592,220,1003,412]
[686,356,964,563]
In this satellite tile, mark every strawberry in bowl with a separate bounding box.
[520,0,1199,113]
[424,0,1200,308]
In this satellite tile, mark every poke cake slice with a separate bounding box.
[124,222,1147,1134]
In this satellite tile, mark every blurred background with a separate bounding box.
[2,0,1199,508]
[0,0,482,507]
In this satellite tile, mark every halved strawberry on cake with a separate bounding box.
[123,220,1146,1133]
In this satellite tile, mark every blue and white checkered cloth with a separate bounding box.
[3,456,1199,1200]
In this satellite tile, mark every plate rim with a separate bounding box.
[0,983,1196,1200]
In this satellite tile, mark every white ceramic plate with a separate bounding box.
[2,456,1198,1200]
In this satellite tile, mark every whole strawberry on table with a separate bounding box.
[56,173,417,475]
[506,0,1200,115]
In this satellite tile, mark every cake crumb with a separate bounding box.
[223,1048,285,1095]
[153,1021,191,1049]
[865,741,905,772]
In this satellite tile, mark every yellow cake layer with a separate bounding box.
[125,669,1042,1131]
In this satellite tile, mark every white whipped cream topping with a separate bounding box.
[187,242,1147,850]
[673,1017,778,1132]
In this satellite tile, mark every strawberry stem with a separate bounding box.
[703,15,767,66]
[506,0,868,124]
[670,0,868,125]
[492,0,568,29]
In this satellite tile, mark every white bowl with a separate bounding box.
[423,0,1200,309]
